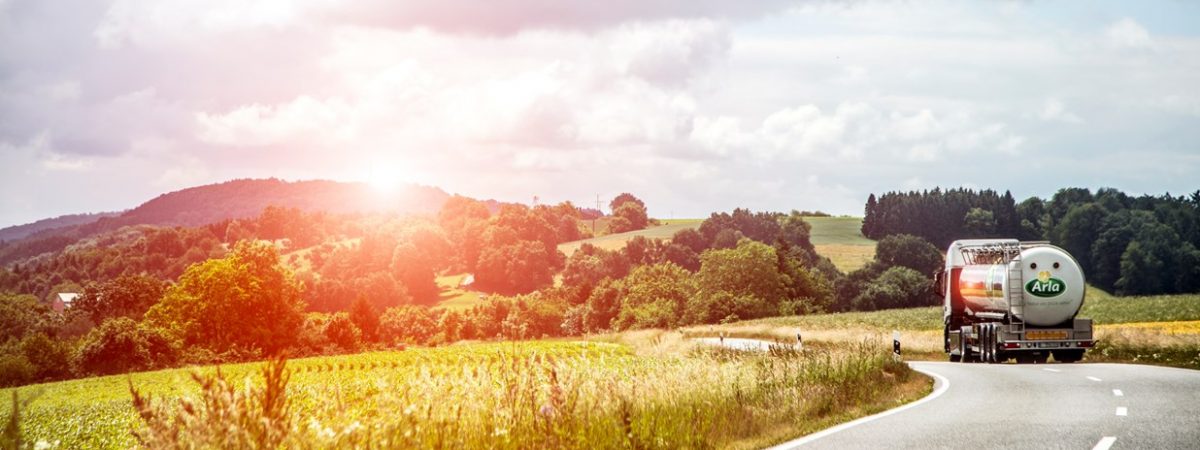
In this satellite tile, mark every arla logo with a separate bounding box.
[1025,271,1066,298]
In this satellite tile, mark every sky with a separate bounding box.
[1,0,1198,227]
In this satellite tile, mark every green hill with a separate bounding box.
[556,216,876,272]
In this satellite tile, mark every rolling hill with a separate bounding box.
[555,216,877,272]
[0,179,450,266]
[0,212,119,242]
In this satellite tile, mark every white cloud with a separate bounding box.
[95,0,328,48]
[195,96,352,147]
[3,0,1200,226]
[42,81,81,102]
[1105,18,1154,50]
[691,102,1025,162]
[1038,98,1083,124]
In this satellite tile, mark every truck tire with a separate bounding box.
[959,325,974,363]
[948,324,961,361]
[980,325,990,363]
[987,324,998,364]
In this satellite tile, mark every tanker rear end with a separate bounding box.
[942,239,1094,364]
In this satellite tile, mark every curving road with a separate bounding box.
[771,362,1200,450]
[694,339,1200,449]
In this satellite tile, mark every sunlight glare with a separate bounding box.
[367,164,406,194]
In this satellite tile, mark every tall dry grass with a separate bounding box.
[126,340,922,449]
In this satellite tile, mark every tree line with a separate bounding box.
[863,187,1200,295]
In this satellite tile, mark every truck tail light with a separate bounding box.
[1003,342,1019,349]
[1079,341,1094,348]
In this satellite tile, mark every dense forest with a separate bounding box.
[863,187,1200,295]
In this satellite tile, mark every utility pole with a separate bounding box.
[593,194,602,234]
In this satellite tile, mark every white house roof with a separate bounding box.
[57,292,79,305]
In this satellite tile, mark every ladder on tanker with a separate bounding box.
[1008,248,1026,335]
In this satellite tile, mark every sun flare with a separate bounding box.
[366,165,407,194]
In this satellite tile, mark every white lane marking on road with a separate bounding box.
[1113,389,1123,397]
[1043,368,1061,372]
[1092,436,1117,450]
[767,365,950,449]
[1116,407,1127,416]
[1087,376,1103,382]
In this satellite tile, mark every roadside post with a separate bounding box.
[796,331,803,350]
[893,330,901,362]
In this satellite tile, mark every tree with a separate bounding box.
[74,274,165,324]
[874,234,944,277]
[0,294,49,343]
[609,193,645,212]
[670,228,708,253]
[391,242,439,304]
[963,208,996,237]
[379,305,438,345]
[583,278,623,332]
[611,202,649,232]
[1051,203,1108,275]
[323,313,362,351]
[348,296,380,342]
[1116,241,1164,296]
[73,317,177,376]
[475,241,562,294]
[146,241,305,356]
[613,263,695,330]
[692,239,786,322]
[851,266,934,311]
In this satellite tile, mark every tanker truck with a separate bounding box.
[941,239,1094,364]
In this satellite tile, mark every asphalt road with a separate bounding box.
[695,339,1200,449]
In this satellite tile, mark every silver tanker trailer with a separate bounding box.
[942,239,1094,364]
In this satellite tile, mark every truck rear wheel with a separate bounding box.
[980,325,991,363]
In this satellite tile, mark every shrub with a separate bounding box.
[0,352,36,388]
[379,305,438,346]
[20,333,72,381]
[73,318,178,376]
[324,313,362,351]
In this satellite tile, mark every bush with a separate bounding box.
[74,318,178,376]
[379,305,438,346]
[323,313,362,351]
[613,263,695,330]
[851,266,935,311]
[0,352,36,388]
[20,333,73,381]
[874,234,943,276]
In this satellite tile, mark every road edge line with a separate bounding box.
[766,364,951,449]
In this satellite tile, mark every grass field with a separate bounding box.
[557,216,877,272]
[1,337,927,449]
[557,219,703,256]
[433,273,483,311]
[804,217,875,273]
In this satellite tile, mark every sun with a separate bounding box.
[366,165,407,194]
